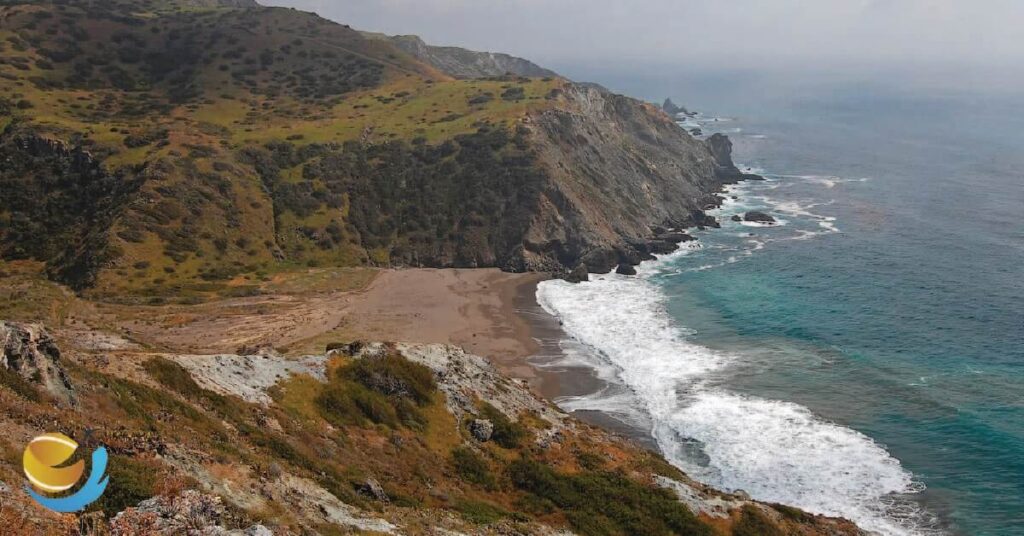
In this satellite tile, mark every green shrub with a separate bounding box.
[0,366,42,402]
[90,455,160,515]
[345,353,436,405]
[733,505,785,536]
[479,402,527,449]
[316,353,437,430]
[455,499,509,524]
[451,446,495,489]
[507,459,712,536]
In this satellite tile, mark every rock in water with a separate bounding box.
[566,264,589,283]
[0,321,75,404]
[731,215,742,222]
[470,419,495,442]
[743,211,776,223]
[662,98,687,116]
[616,264,638,276]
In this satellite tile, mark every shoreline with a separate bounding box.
[509,276,661,450]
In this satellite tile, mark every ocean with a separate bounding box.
[534,81,1024,535]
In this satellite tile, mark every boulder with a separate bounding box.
[731,215,742,222]
[565,264,589,284]
[359,478,389,502]
[647,240,678,255]
[1,321,75,404]
[656,232,696,244]
[743,211,776,223]
[469,419,495,442]
[615,264,637,276]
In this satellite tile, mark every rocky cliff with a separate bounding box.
[513,84,737,273]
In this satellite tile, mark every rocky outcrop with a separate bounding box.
[513,84,741,274]
[707,133,764,183]
[371,34,558,79]
[0,321,75,404]
[110,491,270,535]
[744,210,776,223]
[616,263,638,275]
[662,98,688,116]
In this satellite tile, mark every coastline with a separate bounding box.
[511,277,661,449]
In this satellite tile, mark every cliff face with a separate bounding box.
[513,84,735,272]
[377,34,559,79]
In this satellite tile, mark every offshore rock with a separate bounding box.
[616,263,638,276]
[565,264,589,283]
[744,211,776,223]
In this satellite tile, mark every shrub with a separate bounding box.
[507,459,712,536]
[316,361,429,430]
[500,87,525,101]
[479,402,527,449]
[90,455,161,515]
[451,446,495,489]
[345,353,436,405]
[454,499,508,524]
[0,366,42,402]
[733,505,785,536]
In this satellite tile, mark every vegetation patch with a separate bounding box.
[478,402,528,449]
[451,446,496,489]
[734,505,785,536]
[316,352,437,430]
[0,365,43,402]
[507,459,712,536]
[454,499,510,525]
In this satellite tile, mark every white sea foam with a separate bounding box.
[536,176,931,535]
[538,273,928,535]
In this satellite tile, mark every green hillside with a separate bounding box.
[0,0,563,301]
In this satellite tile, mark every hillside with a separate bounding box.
[0,0,742,303]
[0,312,866,535]
[365,33,560,80]
[0,2,872,535]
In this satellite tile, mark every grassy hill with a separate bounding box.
[2,0,736,306]
[0,0,567,300]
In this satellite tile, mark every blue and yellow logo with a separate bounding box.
[23,433,108,513]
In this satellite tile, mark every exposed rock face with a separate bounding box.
[516,84,736,273]
[110,490,270,535]
[470,418,495,441]
[359,478,389,503]
[662,98,688,116]
[707,133,765,184]
[374,34,558,79]
[565,263,590,283]
[0,321,75,404]
[616,263,638,276]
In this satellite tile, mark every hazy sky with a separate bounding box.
[263,0,1024,95]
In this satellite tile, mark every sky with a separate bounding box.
[263,0,1024,96]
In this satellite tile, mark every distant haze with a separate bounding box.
[264,0,1024,95]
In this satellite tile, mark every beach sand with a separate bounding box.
[77,265,652,445]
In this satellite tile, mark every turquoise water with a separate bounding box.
[537,84,1023,535]
[662,89,1024,534]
